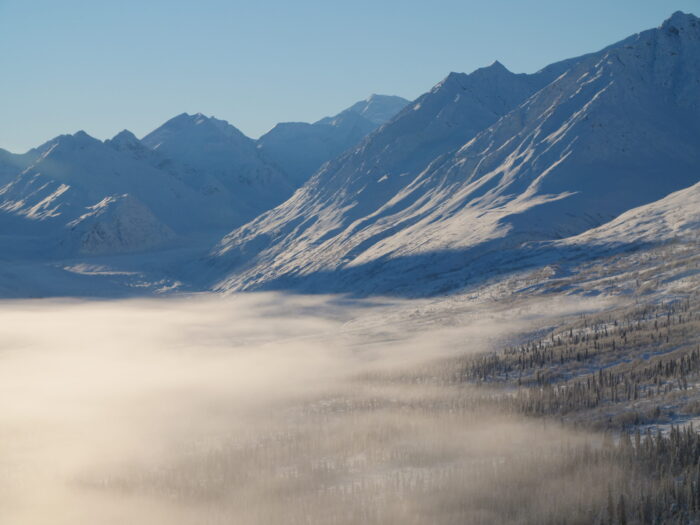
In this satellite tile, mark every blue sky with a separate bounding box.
[1,0,698,152]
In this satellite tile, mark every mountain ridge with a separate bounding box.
[0,12,698,298]
[210,11,700,296]
[257,94,409,185]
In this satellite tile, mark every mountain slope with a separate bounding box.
[561,180,700,248]
[211,12,700,296]
[257,94,409,186]
[141,113,294,223]
[0,149,32,184]
[316,94,409,126]
[0,131,212,254]
[63,193,177,255]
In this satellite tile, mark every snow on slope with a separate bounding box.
[141,113,294,223]
[257,94,409,186]
[561,180,700,248]
[0,131,211,254]
[211,12,700,295]
[316,94,409,126]
[63,193,176,255]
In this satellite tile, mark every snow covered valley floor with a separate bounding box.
[0,261,698,524]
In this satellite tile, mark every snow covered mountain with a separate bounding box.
[257,94,409,186]
[1,12,698,299]
[141,113,294,223]
[0,94,408,263]
[211,11,700,296]
[0,131,215,255]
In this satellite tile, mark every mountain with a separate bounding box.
[141,113,294,223]
[0,131,212,255]
[316,94,409,126]
[210,12,700,296]
[0,96,407,262]
[257,94,409,186]
[0,147,39,185]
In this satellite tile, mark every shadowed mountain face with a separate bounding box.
[211,12,700,296]
[141,113,295,222]
[257,94,409,186]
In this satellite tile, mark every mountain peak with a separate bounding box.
[168,112,210,125]
[105,129,147,155]
[662,11,698,29]
[49,130,100,150]
[433,61,513,94]
[109,129,139,144]
[190,112,210,124]
[473,60,512,76]
[141,112,251,152]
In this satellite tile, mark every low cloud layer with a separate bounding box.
[0,292,616,524]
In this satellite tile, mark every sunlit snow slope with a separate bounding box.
[211,12,700,296]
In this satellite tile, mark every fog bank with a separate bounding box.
[0,292,615,524]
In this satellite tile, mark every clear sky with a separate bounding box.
[1,0,698,153]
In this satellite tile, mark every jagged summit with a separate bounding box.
[438,61,512,87]
[661,11,698,29]
[481,60,510,73]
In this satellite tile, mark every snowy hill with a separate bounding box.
[257,94,408,186]
[561,180,700,249]
[63,193,177,255]
[211,11,700,296]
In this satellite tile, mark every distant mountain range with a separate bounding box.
[0,95,408,258]
[258,94,409,186]
[0,12,698,298]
